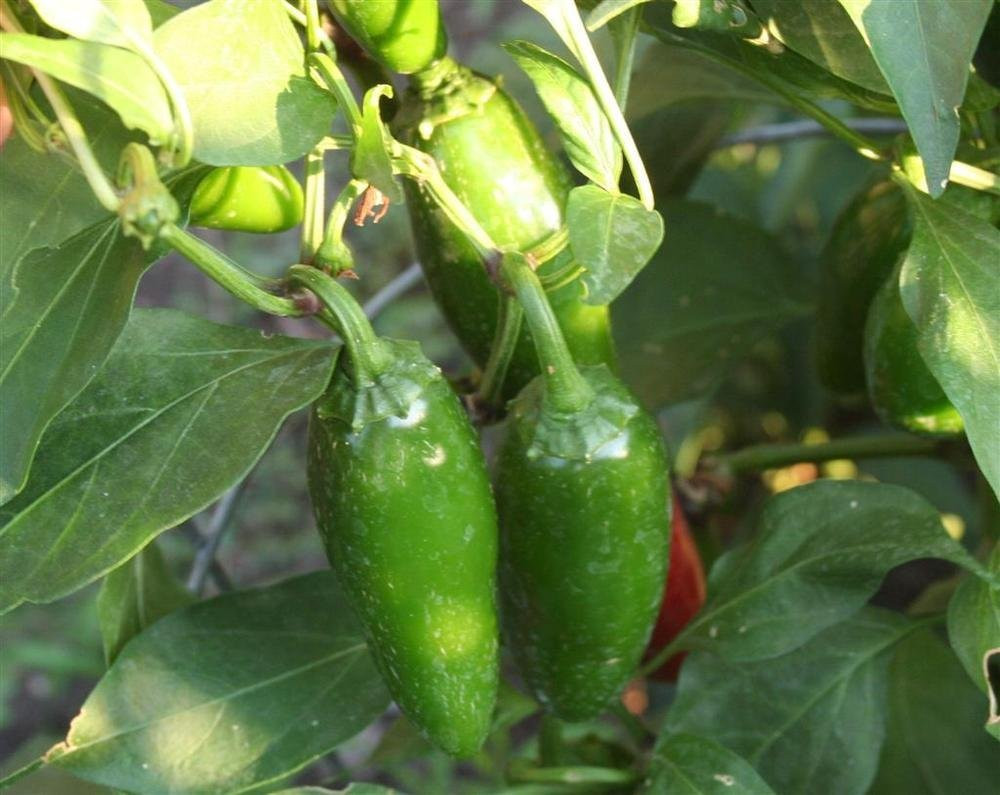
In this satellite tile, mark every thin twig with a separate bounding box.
[715,118,908,149]
[187,481,249,594]
[362,263,423,320]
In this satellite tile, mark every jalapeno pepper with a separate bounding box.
[394,57,616,399]
[495,253,668,721]
[290,266,500,757]
[863,260,963,437]
[325,0,447,75]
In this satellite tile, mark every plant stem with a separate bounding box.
[612,702,654,744]
[393,143,500,262]
[502,252,593,413]
[478,296,524,407]
[316,178,366,271]
[309,52,363,134]
[0,757,43,788]
[301,145,327,262]
[361,263,423,320]
[0,2,120,211]
[286,264,391,383]
[949,160,1000,196]
[611,7,641,110]
[507,760,637,786]
[159,224,303,316]
[636,636,683,679]
[715,433,942,475]
[562,3,654,208]
[130,41,194,166]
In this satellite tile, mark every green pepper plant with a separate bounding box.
[0,0,998,793]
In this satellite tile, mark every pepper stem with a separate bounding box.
[286,265,391,384]
[501,252,593,414]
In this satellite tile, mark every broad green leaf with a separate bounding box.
[948,543,1000,697]
[0,221,148,507]
[504,41,621,192]
[0,87,132,278]
[899,189,1000,499]
[586,0,650,31]
[869,630,1000,793]
[48,572,390,794]
[752,1,888,94]
[630,43,776,108]
[838,0,992,196]
[612,200,809,408]
[0,309,337,613]
[153,0,335,165]
[97,540,193,665]
[566,185,663,304]
[642,3,896,114]
[0,165,205,508]
[351,84,401,203]
[641,733,776,794]
[669,609,914,795]
[0,33,173,144]
[28,0,152,49]
[671,480,989,662]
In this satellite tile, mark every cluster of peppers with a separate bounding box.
[178,0,703,757]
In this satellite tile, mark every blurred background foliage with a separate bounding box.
[1,0,989,792]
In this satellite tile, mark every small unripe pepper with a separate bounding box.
[189,166,303,234]
[290,266,500,757]
[495,253,668,721]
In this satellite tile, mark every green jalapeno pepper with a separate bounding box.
[494,253,668,721]
[326,0,447,75]
[291,266,500,757]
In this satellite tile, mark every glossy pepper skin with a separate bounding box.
[394,58,616,397]
[814,180,910,396]
[643,494,706,682]
[188,165,304,233]
[326,0,446,75]
[496,366,669,720]
[863,263,963,437]
[307,338,499,757]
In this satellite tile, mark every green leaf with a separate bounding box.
[668,609,914,795]
[97,540,193,665]
[898,189,1000,500]
[566,185,663,304]
[586,0,650,31]
[28,0,152,49]
[351,84,401,203]
[869,630,1000,793]
[0,221,148,507]
[948,543,1000,697]
[272,787,400,795]
[672,480,989,662]
[641,733,776,794]
[642,3,897,114]
[612,200,809,408]
[0,33,173,145]
[0,87,131,278]
[48,571,390,794]
[503,41,621,192]
[838,0,992,196]
[752,1,888,94]
[630,42,777,108]
[153,0,335,165]
[0,309,337,613]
